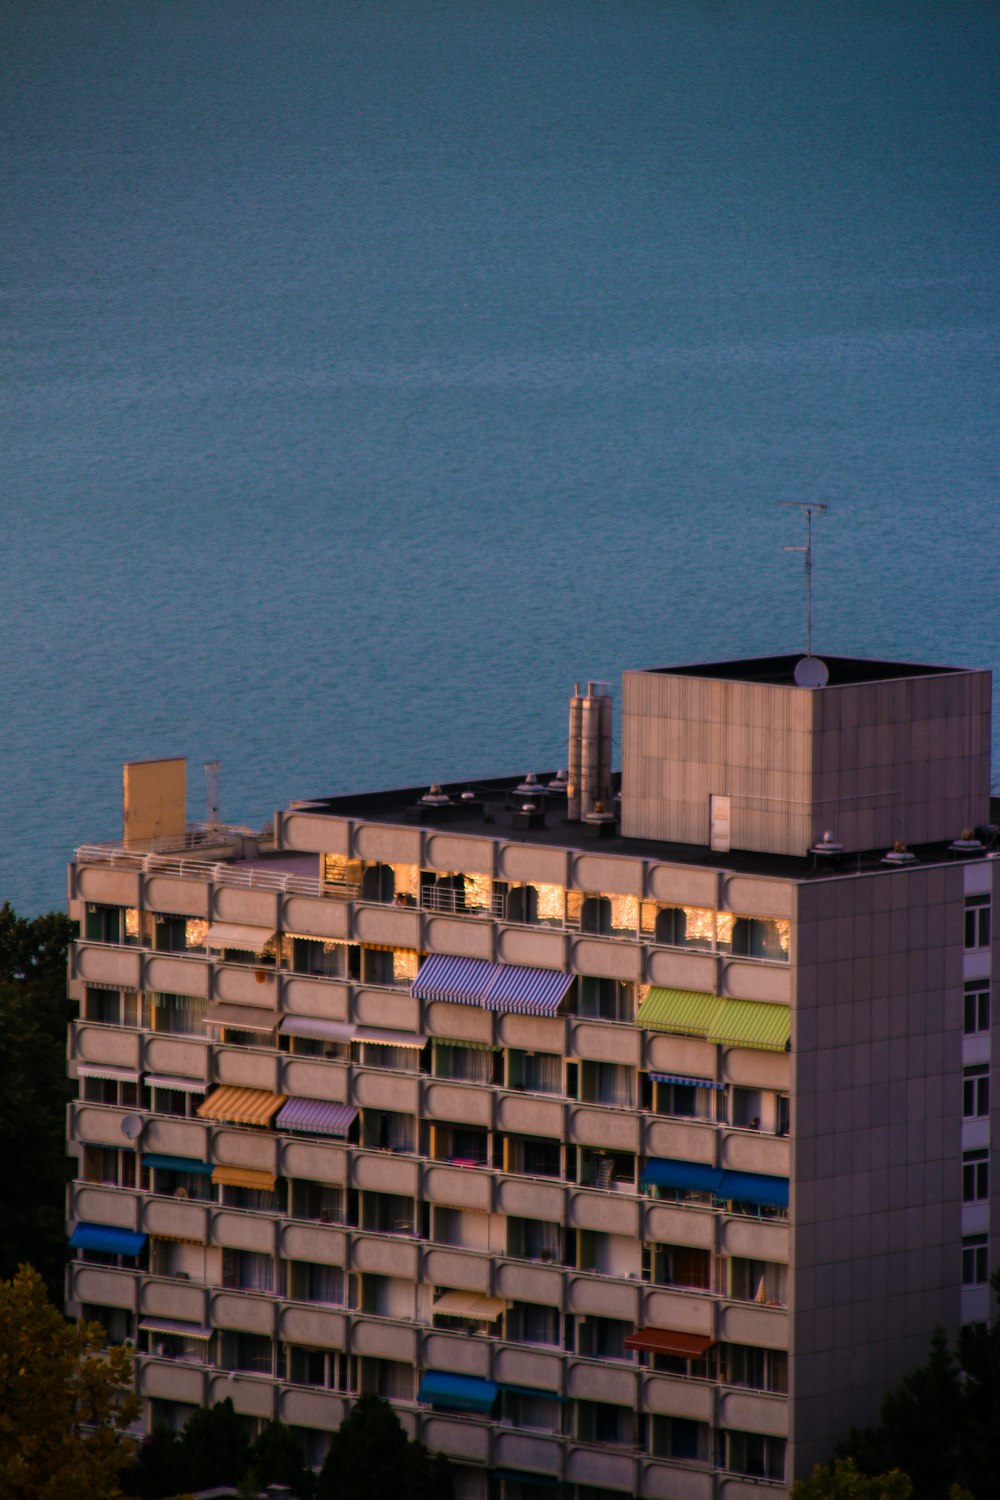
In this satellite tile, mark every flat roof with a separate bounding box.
[289,777,1000,883]
[640,654,967,687]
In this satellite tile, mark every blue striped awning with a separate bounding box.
[412,953,573,1016]
[142,1153,214,1175]
[274,1097,358,1137]
[418,1370,498,1412]
[641,1158,723,1193]
[717,1170,789,1208]
[650,1073,726,1090]
[70,1223,147,1257]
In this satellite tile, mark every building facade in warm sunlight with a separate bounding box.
[65,655,997,1498]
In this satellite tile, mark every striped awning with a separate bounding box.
[274,1097,358,1137]
[413,954,573,1016]
[204,923,275,952]
[196,1086,286,1126]
[636,987,723,1035]
[356,1027,427,1048]
[650,1072,725,1090]
[145,1075,209,1093]
[625,1328,715,1357]
[140,1317,212,1340]
[76,1063,141,1083]
[432,1291,508,1321]
[212,1165,277,1191]
[204,1003,279,1033]
[708,999,790,1052]
[280,1016,355,1043]
[434,1037,499,1051]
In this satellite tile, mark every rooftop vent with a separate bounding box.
[810,830,844,857]
[949,830,986,854]
[420,784,451,806]
[516,773,542,794]
[547,769,569,794]
[882,841,917,866]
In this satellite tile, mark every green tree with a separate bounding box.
[955,1270,1000,1498]
[316,1394,452,1500]
[0,904,77,1301]
[792,1458,913,1499]
[178,1397,253,1488]
[0,1263,138,1500]
[250,1418,315,1497]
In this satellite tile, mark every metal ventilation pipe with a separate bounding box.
[577,682,613,818]
[567,684,584,821]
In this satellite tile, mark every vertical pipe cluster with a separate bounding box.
[568,682,612,819]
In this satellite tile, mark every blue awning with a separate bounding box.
[650,1073,726,1090]
[717,1170,789,1208]
[417,1370,498,1412]
[641,1158,723,1193]
[142,1153,214,1175]
[412,953,573,1016]
[70,1223,147,1257]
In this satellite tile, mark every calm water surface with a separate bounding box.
[1,0,997,912]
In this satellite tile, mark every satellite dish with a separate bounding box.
[794,656,829,689]
[120,1114,143,1141]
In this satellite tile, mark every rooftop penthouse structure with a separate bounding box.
[65,654,997,1499]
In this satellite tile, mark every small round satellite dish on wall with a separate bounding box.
[120,1114,143,1141]
[794,655,829,688]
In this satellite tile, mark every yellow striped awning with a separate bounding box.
[211,1165,277,1191]
[197,1086,286,1126]
[635,987,723,1036]
[708,999,791,1052]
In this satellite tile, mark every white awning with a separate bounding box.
[356,1026,428,1049]
[280,1016,356,1043]
[144,1074,209,1093]
[204,923,275,952]
[204,1003,279,1032]
[76,1063,141,1083]
[432,1291,508,1321]
[140,1317,213,1340]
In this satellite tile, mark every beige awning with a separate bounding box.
[211,1165,277,1192]
[197,1086,286,1126]
[204,1003,279,1033]
[432,1291,508,1321]
[204,923,275,952]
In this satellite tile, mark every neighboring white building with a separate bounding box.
[65,654,997,1499]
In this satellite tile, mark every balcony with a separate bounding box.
[140,1274,209,1326]
[139,1356,207,1406]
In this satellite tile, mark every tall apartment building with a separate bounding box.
[65,654,997,1499]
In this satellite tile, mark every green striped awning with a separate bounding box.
[707,999,790,1052]
[635,987,723,1036]
[435,1037,500,1052]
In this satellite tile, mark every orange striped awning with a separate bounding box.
[211,1165,277,1192]
[196,1086,286,1127]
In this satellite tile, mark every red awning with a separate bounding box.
[624,1328,715,1358]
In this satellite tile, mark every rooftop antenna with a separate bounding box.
[778,501,828,657]
[204,760,221,829]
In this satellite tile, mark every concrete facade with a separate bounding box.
[64,654,996,1499]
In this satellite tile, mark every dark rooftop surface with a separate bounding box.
[642,654,966,687]
[289,777,1000,884]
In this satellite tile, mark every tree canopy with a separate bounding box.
[0,903,77,1300]
[316,1394,452,1500]
[0,1264,138,1500]
[125,1404,316,1499]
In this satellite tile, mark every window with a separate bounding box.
[291,937,359,979]
[578,1148,635,1190]
[149,1166,213,1202]
[651,1415,710,1462]
[219,1332,272,1375]
[506,1049,562,1093]
[433,1042,498,1084]
[81,1304,134,1346]
[220,1184,277,1212]
[652,1244,712,1291]
[361,1109,415,1154]
[963,1235,989,1286]
[360,1192,414,1235]
[726,915,790,962]
[649,904,715,951]
[287,1180,344,1224]
[83,988,139,1026]
[147,993,208,1037]
[722,1344,788,1394]
[222,1250,275,1293]
[577,977,635,1022]
[283,1033,350,1061]
[84,904,139,945]
[577,1316,632,1360]
[732,1087,764,1130]
[650,1076,715,1121]
[359,1357,413,1400]
[507,1218,563,1263]
[150,1086,201,1119]
[81,1075,141,1108]
[723,1431,787,1481]
[82,1145,136,1189]
[730,1258,788,1306]
[574,1400,633,1447]
[963,1150,989,1203]
[357,1042,422,1072]
[966,895,991,950]
[432,1123,490,1165]
[501,1392,562,1431]
[286,1261,344,1305]
[580,1061,635,1108]
[285,1345,343,1389]
[361,863,395,903]
[965,982,991,1035]
[964,1065,990,1118]
[504,1135,561,1178]
[505,1302,560,1347]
